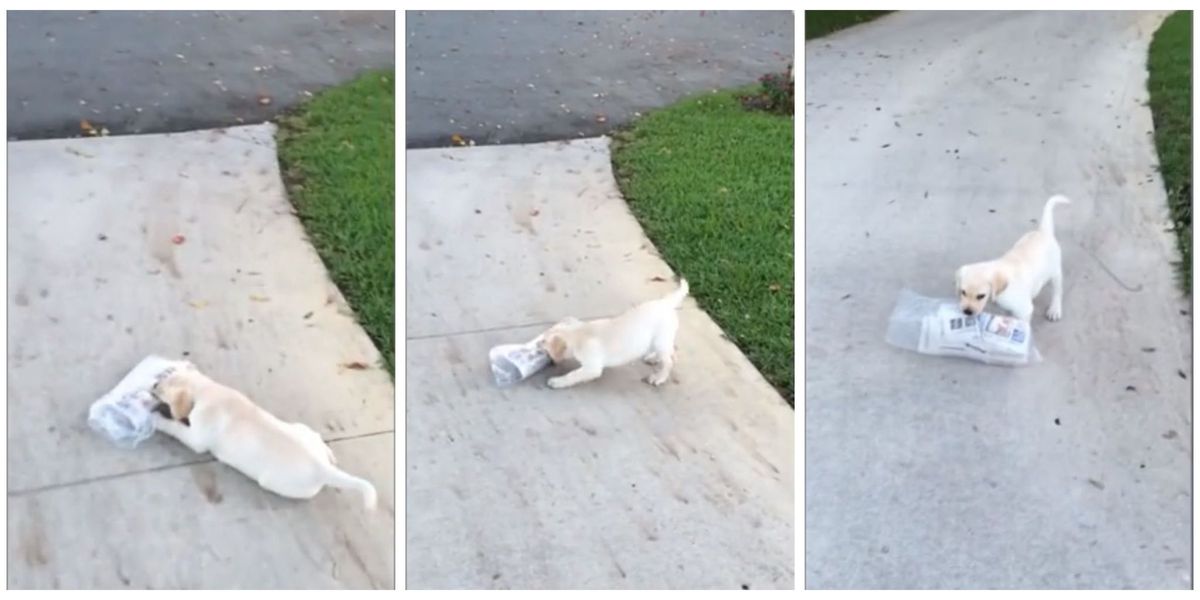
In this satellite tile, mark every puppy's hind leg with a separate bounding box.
[646,352,674,386]
[646,318,679,386]
[1046,268,1063,321]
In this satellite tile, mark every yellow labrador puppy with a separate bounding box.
[956,195,1070,322]
[540,278,688,388]
[151,366,377,509]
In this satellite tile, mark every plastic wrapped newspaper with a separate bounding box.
[885,289,1041,366]
[87,355,191,448]
[489,333,552,386]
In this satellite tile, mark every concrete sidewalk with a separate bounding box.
[406,138,794,589]
[7,124,394,589]
[806,11,1190,589]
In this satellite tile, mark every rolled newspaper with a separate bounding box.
[88,355,191,448]
[489,334,552,386]
[886,289,1040,366]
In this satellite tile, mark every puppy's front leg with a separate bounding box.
[997,294,1033,323]
[152,414,209,454]
[547,362,603,389]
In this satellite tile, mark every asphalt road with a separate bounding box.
[805,11,1190,590]
[7,10,394,140]
[405,10,793,148]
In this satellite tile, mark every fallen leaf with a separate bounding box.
[80,119,95,134]
[450,133,466,146]
[171,234,186,244]
[249,294,270,302]
[341,361,369,370]
[769,283,781,292]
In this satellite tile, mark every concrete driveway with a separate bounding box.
[405,10,792,147]
[7,124,394,589]
[406,138,793,589]
[805,11,1190,589]
[7,10,394,140]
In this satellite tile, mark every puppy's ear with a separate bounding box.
[543,333,570,363]
[162,382,195,423]
[990,270,1009,298]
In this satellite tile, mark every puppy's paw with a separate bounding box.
[645,371,669,386]
[1046,304,1062,321]
[547,376,569,389]
[642,352,661,365]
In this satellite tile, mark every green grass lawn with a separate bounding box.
[1147,11,1192,294]
[276,70,396,372]
[612,89,794,403]
[806,10,892,39]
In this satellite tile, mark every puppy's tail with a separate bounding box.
[323,465,378,510]
[1040,195,1071,234]
[662,277,689,309]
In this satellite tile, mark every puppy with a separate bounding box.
[151,366,378,509]
[956,195,1070,322]
[539,278,688,388]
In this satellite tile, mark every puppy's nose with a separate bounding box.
[963,308,975,316]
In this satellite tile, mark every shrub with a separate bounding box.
[741,64,794,116]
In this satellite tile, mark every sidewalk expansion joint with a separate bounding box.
[8,429,393,497]
[407,305,703,341]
